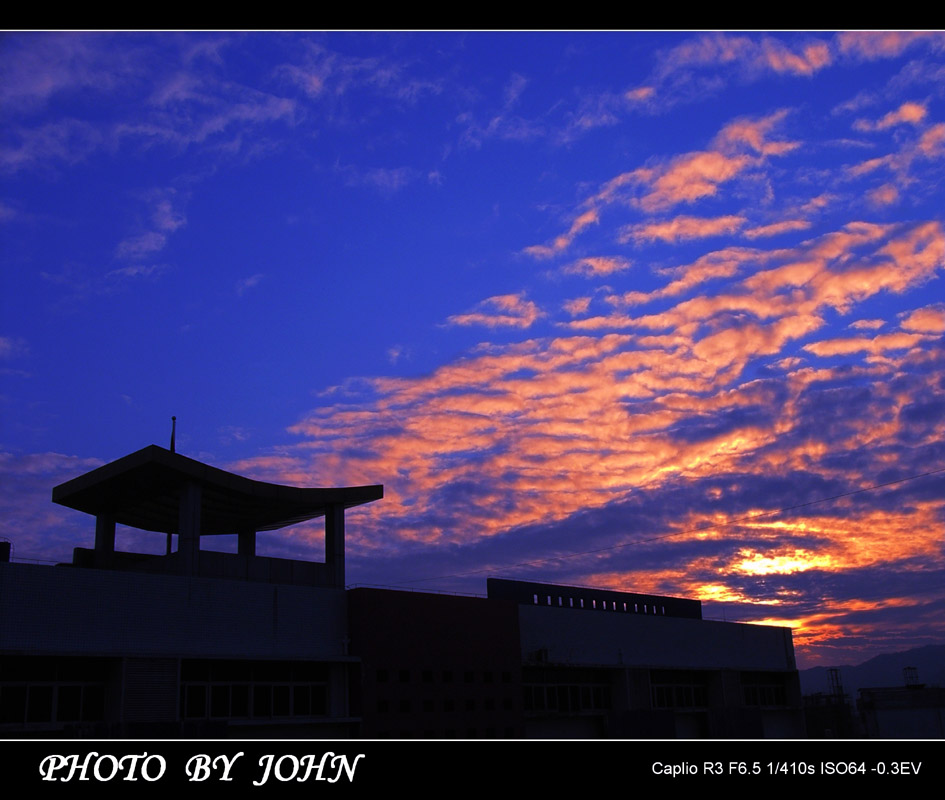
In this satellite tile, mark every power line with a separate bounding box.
[395,464,945,586]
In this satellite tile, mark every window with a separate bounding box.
[180,659,330,720]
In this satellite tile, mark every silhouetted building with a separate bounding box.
[857,684,945,738]
[804,692,858,738]
[803,667,857,738]
[1,445,804,738]
[0,445,381,737]
[496,579,802,737]
[348,588,525,738]
[345,578,803,738]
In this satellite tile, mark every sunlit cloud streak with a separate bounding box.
[446,293,544,329]
[622,214,746,244]
[561,256,631,277]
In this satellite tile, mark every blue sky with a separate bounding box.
[2,31,944,667]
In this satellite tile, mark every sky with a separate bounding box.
[1,31,944,669]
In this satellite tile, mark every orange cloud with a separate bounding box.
[837,31,945,60]
[867,183,899,207]
[525,110,796,258]
[900,304,945,333]
[625,86,655,102]
[845,122,945,189]
[762,40,832,76]
[714,109,799,155]
[581,499,945,648]
[845,156,891,178]
[660,33,833,78]
[637,151,752,212]
[801,193,834,214]
[849,319,885,331]
[447,293,544,329]
[918,123,945,158]
[854,100,927,132]
[803,332,926,358]
[623,214,746,244]
[523,208,599,260]
[563,297,591,316]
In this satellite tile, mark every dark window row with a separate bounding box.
[0,683,105,724]
[180,682,328,720]
[651,684,708,709]
[523,684,611,713]
[741,671,789,707]
[743,685,787,706]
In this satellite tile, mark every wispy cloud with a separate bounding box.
[623,33,832,113]
[236,273,265,296]
[339,164,421,194]
[562,256,631,277]
[2,36,299,173]
[0,336,29,359]
[658,33,833,78]
[743,219,812,239]
[523,209,599,260]
[0,33,133,114]
[278,39,442,106]
[106,264,168,280]
[114,187,187,263]
[458,72,545,148]
[837,31,945,61]
[0,119,103,173]
[114,231,167,260]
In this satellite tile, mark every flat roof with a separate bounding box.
[52,445,383,535]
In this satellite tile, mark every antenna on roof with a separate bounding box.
[170,416,176,453]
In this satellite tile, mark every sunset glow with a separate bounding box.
[2,32,943,668]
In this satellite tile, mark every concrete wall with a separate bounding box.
[0,563,348,660]
[518,604,796,671]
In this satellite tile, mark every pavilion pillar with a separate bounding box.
[238,527,256,557]
[178,481,202,576]
[325,504,345,587]
[94,514,116,553]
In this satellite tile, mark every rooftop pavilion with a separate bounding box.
[52,445,383,587]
